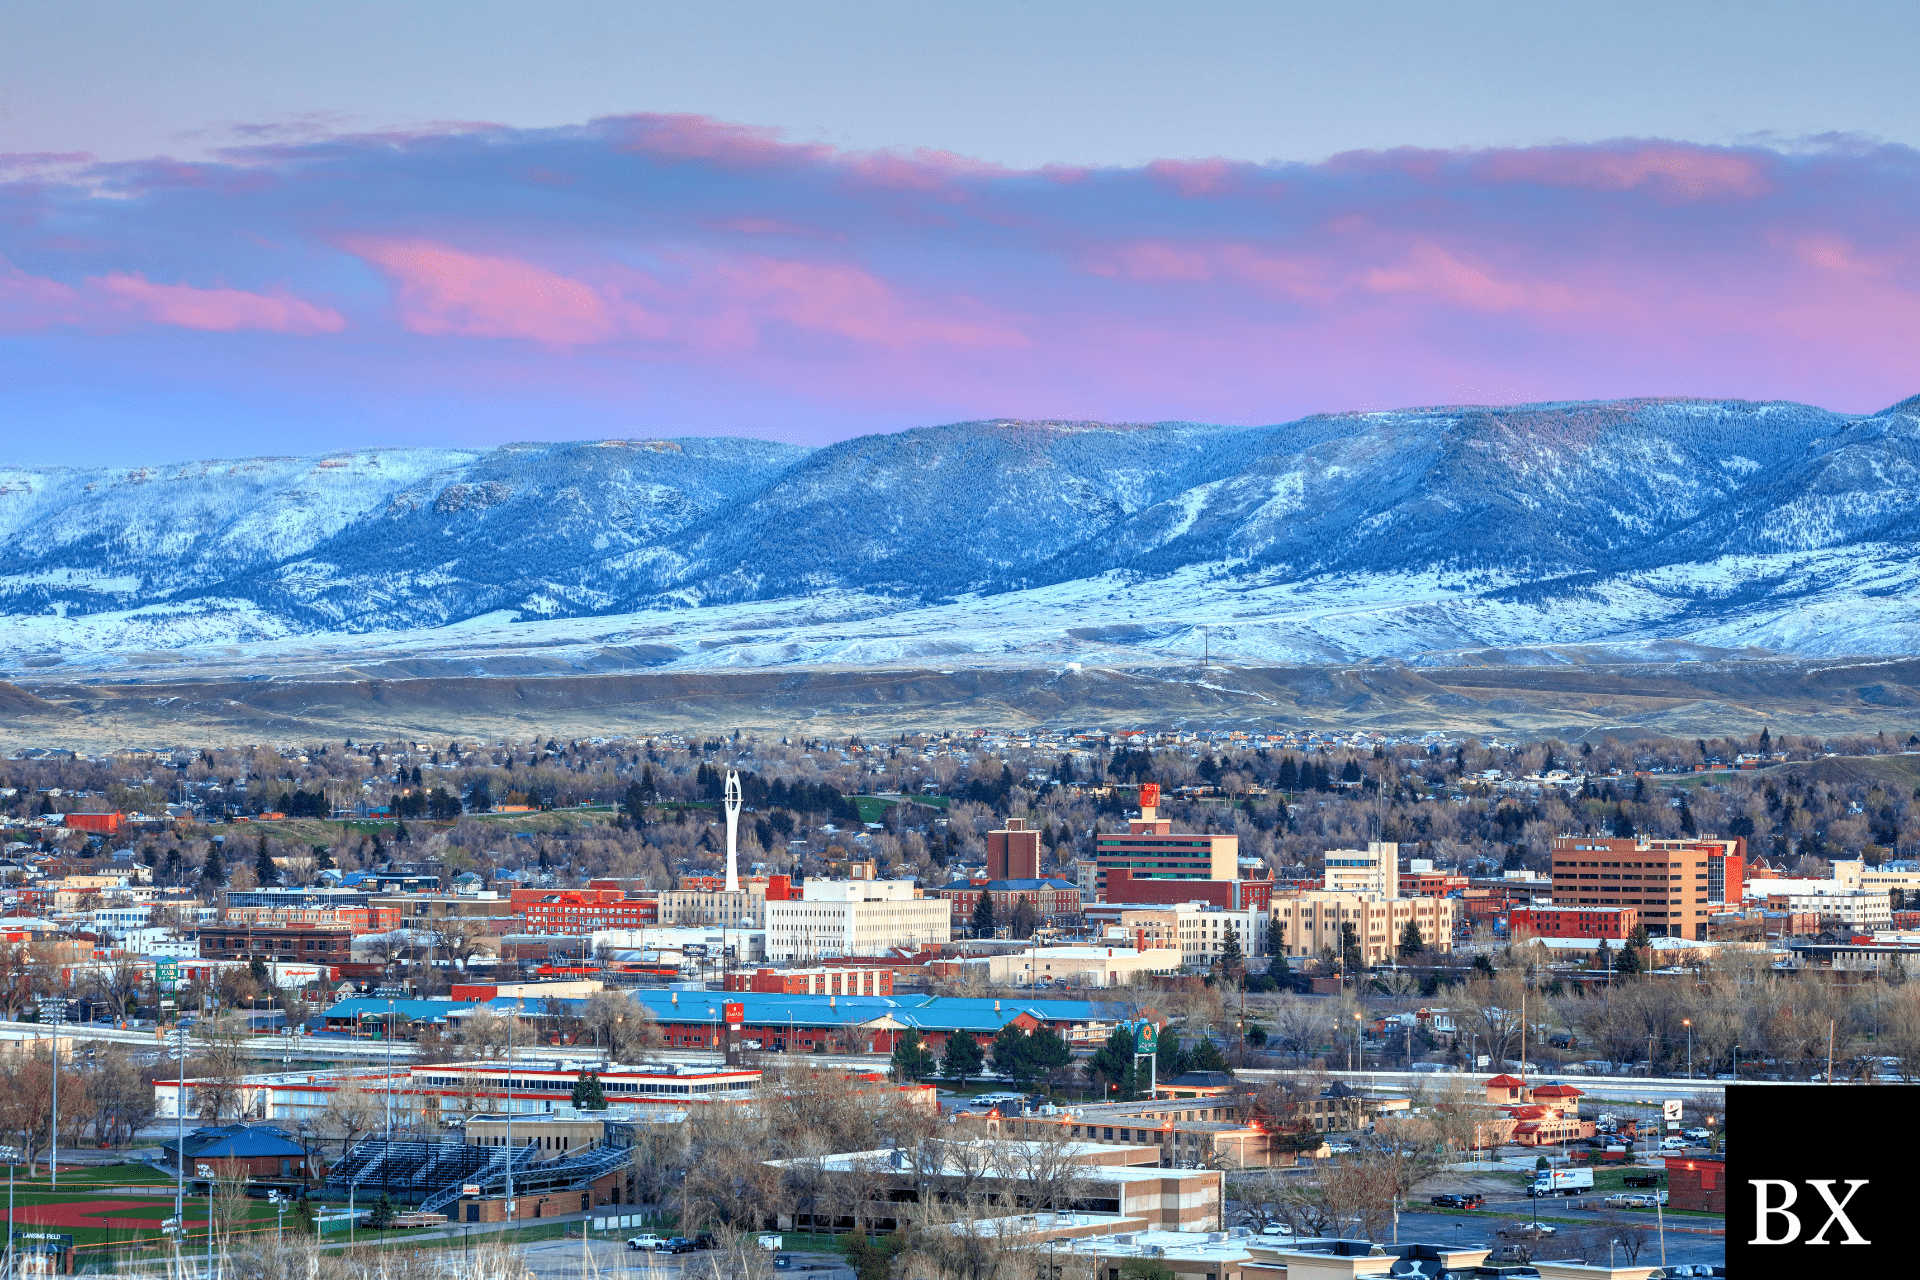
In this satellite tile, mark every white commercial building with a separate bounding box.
[1746,880,1891,930]
[763,879,950,960]
[1323,842,1399,896]
[978,944,1183,988]
[1085,901,1270,968]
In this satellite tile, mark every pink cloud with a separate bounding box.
[343,238,637,345]
[2,257,343,334]
[1471,143,1771,199]
[91,272,346,332]
[707,256,1025,350]
[1363,243,1577,314]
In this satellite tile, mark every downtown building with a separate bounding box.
[762,878,951,961]
[1548,835,1746,939]
[1090,794,1237,896]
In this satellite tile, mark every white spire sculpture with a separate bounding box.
[724,768,742,893]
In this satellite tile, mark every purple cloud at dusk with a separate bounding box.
[2,116,1917,464]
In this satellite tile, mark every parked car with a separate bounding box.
[1326,1142,1355,1154]
[1496,1223,1558,1240]
[1260,1223,1294,1236]
[1660,1137,1690,1150]
[1682,1127,1711,1141]
[662,1239,698,1254]
[1604,1193,1657,1209]
[1429,1194,1483,1209]
[625,1235,667,1252]
[691,1234,717,1251]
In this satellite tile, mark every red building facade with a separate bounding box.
[1508,906,1639,939]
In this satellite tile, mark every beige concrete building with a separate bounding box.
[1270,891,1456,963]
[656,887,765,928]
[766,1138,1222,1234]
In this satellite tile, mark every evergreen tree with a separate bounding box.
[890,1028,937,1082]
[1187,1037,1232,1075]
[1398,920,1425,957]
[368,1194,395,1229]
[571,1070,607,1110]
[1595,937,1612,974]
[1086,1025,1139,1100]
[466,777,494,813]
[1615,941,1643,976]
[200,844,226,888]
[970,893,997,937]
[1758,726,1773,755]
[1216,925,1246,984]
[1611,805,1635,838]
[991,1024,1036,1084]
[941,1031,985,1084]
[254,836,278,887]
[1022,1025,1072,1084]
[1156,1028,1185,1082]
[1679,798,1697,836]
[622,781,647,820]
[1472,953,1497,978]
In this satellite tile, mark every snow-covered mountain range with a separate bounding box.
[4,394,1918,677]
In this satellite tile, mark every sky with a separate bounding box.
[3,1,1919,465]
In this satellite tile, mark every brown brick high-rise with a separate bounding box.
[987,818,1041,880]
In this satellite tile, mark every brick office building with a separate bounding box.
[1092,791,1238,897]
[1550,836,1745,939]
[986,818,1042,880]
[198,922,353,961]
[1509,906,1639,939]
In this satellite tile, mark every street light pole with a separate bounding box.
[1682,1019,1693,1079]
[36,997,63,1190]
[167,1028,190,1238]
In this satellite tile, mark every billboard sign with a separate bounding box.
[723,1002,745,1026]
[1132,1020,1158,1054]
[1138,783,1160,810]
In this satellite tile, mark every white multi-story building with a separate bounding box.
[1084,901,1270,968]
[1747,881,1892,930]
[1323,842,1399,896]
[763,880,951,960]
[1832,859,1920,897]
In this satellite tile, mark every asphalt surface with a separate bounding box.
[1390,1209,1724,1269]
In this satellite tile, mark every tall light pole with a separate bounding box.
[166,1027,191,1237]
[36,996,64,1189]
[375,986,406,1139]
[723,770,742,894]
[1682,1019,1693,1079]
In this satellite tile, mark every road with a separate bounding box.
[1388,1209,1724,1270]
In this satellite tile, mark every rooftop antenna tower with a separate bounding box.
[724,769,742,893]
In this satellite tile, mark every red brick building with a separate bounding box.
[936,878,1081,925]
[198,922,353,961]
[512,888,657,934]
[1102,869,1274,912]
[63,812,124,834]
[1666,1154,1725,1212]
[987,818,1042,880]
[1509,906,1640,939]
[1400,869,1470,898]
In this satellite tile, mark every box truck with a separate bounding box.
[1530,1168,1594,1197]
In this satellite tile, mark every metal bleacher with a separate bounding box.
[329,1136,632,1215]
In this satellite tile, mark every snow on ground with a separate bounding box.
[2,543,1917,683]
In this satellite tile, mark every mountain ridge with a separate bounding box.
[2,394,1918,675]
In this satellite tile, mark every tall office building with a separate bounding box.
[1548,836,1745,939]
[1092,786,1238,897]
[987,817,1042,880]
